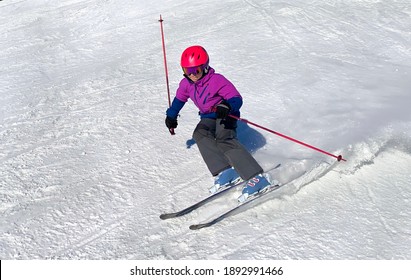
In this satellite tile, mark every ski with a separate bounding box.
[160,163,281,220]
[189,183,283,230]
[159,180,246,220]
[188,160,342,229]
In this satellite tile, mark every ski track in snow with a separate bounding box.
[1,0,411,259]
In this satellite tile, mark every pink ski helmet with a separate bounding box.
[180,45,209,68]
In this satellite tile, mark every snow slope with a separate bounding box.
[1,0,410,259]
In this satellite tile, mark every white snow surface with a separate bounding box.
[1,0,411,260]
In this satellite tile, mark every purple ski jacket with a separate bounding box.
[166,67,243,119]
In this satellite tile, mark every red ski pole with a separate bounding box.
[159,15,175,135]
[229,114,346,162]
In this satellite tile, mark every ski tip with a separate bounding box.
[159,213,172,220]
[189,224,206,230]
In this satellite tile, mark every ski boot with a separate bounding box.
[238,173,274,203]
[209,167,242,194]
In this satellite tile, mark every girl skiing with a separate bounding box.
[165,45,271,201]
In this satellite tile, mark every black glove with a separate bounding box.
[165,116,178,129]
[215,101,231,119]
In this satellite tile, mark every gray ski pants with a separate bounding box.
[192,118,263,180]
